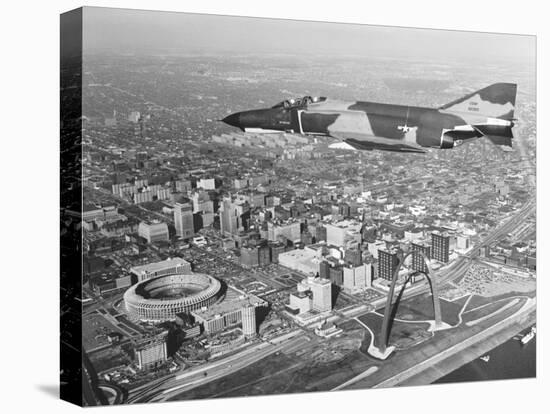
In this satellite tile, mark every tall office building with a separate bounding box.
[241,305,257,338]
[315,225,327,243]
[344,247,363,266]
[378,248,400,281]
[411,242,431,274]
[329,266,343,286]
[342,263,372,291]
[174,200,194,239]
[319,261,331,279]
[258,245,271,266]
[431,232,450,263]
[269,242,286,264]
[219,196,250,237]
[191,190,214,214]
[305,277,332,312]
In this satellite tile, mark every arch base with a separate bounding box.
[428,320,451,332]
[368,345,395,360]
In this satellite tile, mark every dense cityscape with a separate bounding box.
[67,50,536,404]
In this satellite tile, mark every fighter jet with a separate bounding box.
[221,83,517,153]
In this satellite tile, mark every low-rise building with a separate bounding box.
[138,221,169,243]
[129,258,192,283]
[191,294,266,335]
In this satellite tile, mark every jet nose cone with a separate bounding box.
[222,112,242,129]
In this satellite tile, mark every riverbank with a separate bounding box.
[397,311,536,386]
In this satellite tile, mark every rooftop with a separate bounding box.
[130,257,190,275]
[192,292,266,320]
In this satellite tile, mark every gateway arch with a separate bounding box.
[378,250,442,355]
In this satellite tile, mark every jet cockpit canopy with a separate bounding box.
[272,96,327,109]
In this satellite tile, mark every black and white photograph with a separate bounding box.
[59,5,538,406]
[3,1,548,413]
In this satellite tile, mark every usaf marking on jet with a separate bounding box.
[221,83,517,153]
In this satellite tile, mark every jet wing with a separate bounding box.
[328,131,427,154]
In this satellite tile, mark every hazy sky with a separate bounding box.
[82,7,535,62]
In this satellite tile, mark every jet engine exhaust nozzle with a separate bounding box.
[440,132,456,149]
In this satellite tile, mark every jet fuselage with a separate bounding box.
[221,83,517,153]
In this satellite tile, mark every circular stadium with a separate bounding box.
[123,273,222,323]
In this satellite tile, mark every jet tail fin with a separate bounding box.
[439,83,517,120]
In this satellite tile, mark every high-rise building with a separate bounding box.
[241,305,257,337]
[133,189,153,204]
[267,220,301,243]
[338,203,351,217]
[134,334,168,370]
[368,240,386,259]
[174,179,191,193]
[298,276,332,312]
[240,245,260,267]
[138,221,169,244]
[319,261,331,279]
[288,291,312,314]
[191,190,214,213]
[329,266,343,286]
[411,242,431,274]
[325,220,362,247]
[301,231,313,245]
[315,225,327,242]
[309,277,332,312]
[197,178,217,190]
[432,232,450,263]
[250,192,266,208]
[342,263,372,292]
[297,276,332,312]
[344,248,363,266]
[258,245,271,266]
[219,196,250,237]
[174,200,194,239]
[156,187,171,201]
[269,242,286,264]
[378,248,400,281]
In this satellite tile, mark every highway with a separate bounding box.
[401,197,535,301]
[334,198,536,390]
[130,330,308,403]
[144,198,536,400]
[112,197,535,402]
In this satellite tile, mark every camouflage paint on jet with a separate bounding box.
[221,83,517,153]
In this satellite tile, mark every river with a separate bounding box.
[434,326,536,384]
